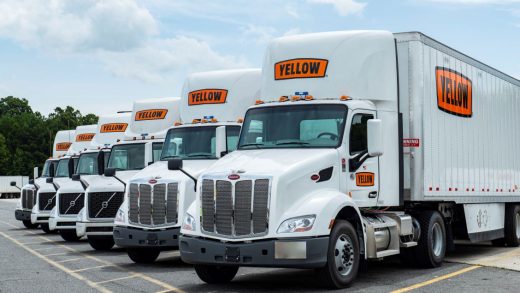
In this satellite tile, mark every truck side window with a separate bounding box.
[152,143,163,162]
[350,113,373,155]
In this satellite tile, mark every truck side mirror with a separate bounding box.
[168,158,183,171]
[71,174,81,181]
[46,178,53,183]
[104,168,116,177]
[10,181,16,186]
[49,164,55,178]
[68,159,75,178]
[144,142,153,166]
[97,151,105,175]
[34,167,39,179]
[215,126,227,158]
[367,119,384,157]
[29,179,34,185]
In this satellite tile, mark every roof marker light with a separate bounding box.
[255,100,264,105]
[305,95,314,101]
[192,119,201,124]
[174,121,182,126]
[291,95,301,102]
[340,95,351,101]
[237,118,244,123]
[210,118,218,123]
[279,96,289,102]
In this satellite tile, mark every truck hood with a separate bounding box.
[206,149,339,177]
[83,170,140,193]
[36,177,69,192]
[130,160,215,183]
[56,177,87,193]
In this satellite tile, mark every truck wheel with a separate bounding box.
[194,265,239,284]
[504,205,520,247]
[413,210,446,268]
[41,223,52,234]
[22,220,38,229]
[127,248,160,263]
[87,236,114,250]
[317,219,360,288]
[59,230,81,242]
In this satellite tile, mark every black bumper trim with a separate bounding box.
[113,226,180,249]
[179,235,329,268]
[15,210,31,221]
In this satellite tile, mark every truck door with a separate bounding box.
[347,110,379,207]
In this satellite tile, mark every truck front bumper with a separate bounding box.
[179,235,329,268]
[113,226,180,249]
[51,215,77,231]
[31,211,51,224]
[77,221,114,237]
[15,209,31,221]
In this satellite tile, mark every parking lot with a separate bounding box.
[1,199,519,293]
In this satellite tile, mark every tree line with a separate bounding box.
[0,96,98,177]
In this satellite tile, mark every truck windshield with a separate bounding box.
[55,159,70,177]
[161,126,241,160]
[238,104,347,149]
[107,144,145,171]
[76,152,99,175]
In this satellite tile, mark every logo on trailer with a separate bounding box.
[436,67,473,117]
[188,89,228,106]
[403,138,420,148]
[56,142,72,151]
[100,123,128,133]
[135,109,168,121]
[356,172,375,186]
[274,58,328,80]
[76,133,95,142]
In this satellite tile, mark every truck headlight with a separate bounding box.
[182,213,196,231]
[114,209,126,225]
[277,215,316,233]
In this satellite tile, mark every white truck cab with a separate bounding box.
[48,125,99,240]
[113,69,261,263]
[77,97,181,249]
[180,31,520,288]
[14,130,74,230]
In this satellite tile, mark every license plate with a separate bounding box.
[146,233,158,245]
[225,247,240,262]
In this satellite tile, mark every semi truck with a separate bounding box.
[179,31,520,288]
[14,130,75,229]
[113,69,261,263]
[46,113,131,242]
[47,124,98,239]
[76,97,181,249]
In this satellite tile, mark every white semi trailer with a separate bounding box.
[180,31,520,288]
[113,69,260,263]
[1,176,28,198]
[76,97,181,248]
[14,130,74,229]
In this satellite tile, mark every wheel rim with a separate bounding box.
[334,233,355,276]
[432,222,444,257]
[515,212,520,239]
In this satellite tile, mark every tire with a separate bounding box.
[194,264,239,284]
[317,219,360,289]
[59,230,81,242]
[22,220,39,229]
[88,236,115,250]
[413,210,446,268]
[491,238,506,247]
[41,223,52,234]
[127,248,160,264]
[504,205,520,247]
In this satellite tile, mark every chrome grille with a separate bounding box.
[128,182,179,227]
[22,189,36,210]
[59,193,84,215]
[201,178,270,238]
[88,192,124,219]
[38,192,56,211]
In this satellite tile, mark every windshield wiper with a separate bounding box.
[239,143,264,149]
[187,153,214,158]
[161,155,181,160]
[275,140,310,146]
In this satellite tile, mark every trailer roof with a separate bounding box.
[395,32,520,87]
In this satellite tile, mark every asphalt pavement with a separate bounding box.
[0,199,518,293]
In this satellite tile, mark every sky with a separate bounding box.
[0,0,518,116]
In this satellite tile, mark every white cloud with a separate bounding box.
[99,36,249,83]
[424,0,520,4]
[0,0,157,53]
[307,0,367,16]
